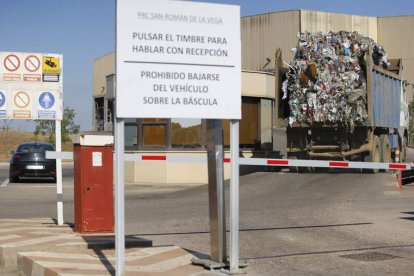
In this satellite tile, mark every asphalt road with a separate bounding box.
[1,151,414,275]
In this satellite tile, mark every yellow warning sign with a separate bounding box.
[42,56,60,74]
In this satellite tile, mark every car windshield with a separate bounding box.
[16,144,54,153]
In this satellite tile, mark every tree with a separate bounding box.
[1,119,13,145]
[34,107,80,145]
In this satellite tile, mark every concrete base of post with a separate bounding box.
[191,258,226,270]
[191,258,248,274]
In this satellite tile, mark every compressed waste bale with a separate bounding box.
[285,31,389,127]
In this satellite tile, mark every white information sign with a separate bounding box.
[0,52,63,120]
[116,0,241,119]
[92,152,103,167]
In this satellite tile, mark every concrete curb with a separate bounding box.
[0,218,151,270]
[18,246,205,276]
[0,218,210,276]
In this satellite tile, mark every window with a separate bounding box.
[240,98,259,147]
[171,119,202,148]
[118,97,272,151]
[260,99,273,148]
[125,118,138,149]
[94,97,104,131]
[141,118,167,148]
[224,97,260,148]
[17,144,54,153]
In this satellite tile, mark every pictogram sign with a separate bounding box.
[0,90,6,118]
[4,54,20,72]
[24,55,41,72]
[42,56,60,74]
[14,91,30,108]
[0,91,5,108]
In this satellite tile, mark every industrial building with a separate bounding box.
[92,10,414,184]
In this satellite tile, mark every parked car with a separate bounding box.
[9,142,56,182]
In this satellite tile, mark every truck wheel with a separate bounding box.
[400,137,407,162]
[288,155,299,173]
[298,154,314,173]
[363,136,381,173]
[380,134,391,172]
[380,134,391,163]
[299,166,314,173]
[288,154,313,173]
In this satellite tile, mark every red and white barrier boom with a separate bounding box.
[238,158,410,170]
[124,153,411,170]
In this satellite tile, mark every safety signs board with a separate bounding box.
[0,51,63,120]
[116,0,241,119]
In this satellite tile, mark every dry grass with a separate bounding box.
[0,129,73,162]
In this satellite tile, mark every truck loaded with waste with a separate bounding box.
[274,31,409,170]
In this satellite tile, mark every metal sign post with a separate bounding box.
[55,120,63,225]
[115,118,125,276]
[230,119,240,272]
[206,119,227,265]
[116,0,241,273]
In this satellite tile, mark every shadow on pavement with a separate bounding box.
[134,222,373,236]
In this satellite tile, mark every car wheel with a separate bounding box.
[9,166,17,183]
[9,174,19,183]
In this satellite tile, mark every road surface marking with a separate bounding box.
[5,184,72,188]
[21,251,97,260]
[1,235,75,248]
[1,179,9,187]
[0,226,70,233]
[0,235,20,241]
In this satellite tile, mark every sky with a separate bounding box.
[1,0,414,131]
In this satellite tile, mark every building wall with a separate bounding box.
[241,10,300,71]
[300,10,377,40]
[378,16,414,99]
[123,150,268,184]
[92,52,276,184]
[242,71,275,99]
[93,52,115,97]
[241,10,378,72]
[93,10,414,185]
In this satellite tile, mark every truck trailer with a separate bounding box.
[274,46,409,172]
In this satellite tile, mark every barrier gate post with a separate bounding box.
[206,119,227,266]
